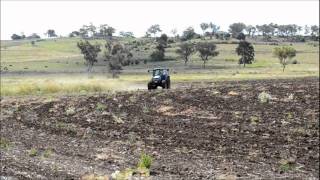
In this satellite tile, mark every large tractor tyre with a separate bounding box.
[161,80,167,89]
[166,77,171,89]
[147,83,153,90]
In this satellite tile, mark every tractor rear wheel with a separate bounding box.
[166,77,171,89]
[162,83,167,89]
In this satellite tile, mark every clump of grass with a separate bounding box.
[111,169,135,180]
[0,137,10,149]
[110,152,153,179]
[291,127,308,136]
[258,92,272,103]
[40,81,60,94]
[135,152,153,177]
[52,164,59,173]
[250,116,260,125]
[286,112,293,119]
[17,83,40,95]
[163,98,173,104]
[56,122,67,129]
[81,173,110,180]
[55,122,77,135]
[112,114,124,124]
[66,107,76,115]
[43,148,53,158]
[279,158,296,172]
[129,95,137,103]
[1,76,131,96]
[28,148,38,157]
[96,102,106,111]
[233,111,243,119]
[142,104,149,113]
[137,152,153,169]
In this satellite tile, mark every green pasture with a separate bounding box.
[0,37,319,96]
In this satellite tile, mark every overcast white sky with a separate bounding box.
[1,1,319,40]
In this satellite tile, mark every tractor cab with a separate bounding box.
[152,68,168,80]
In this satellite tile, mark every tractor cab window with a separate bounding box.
[153,69,163,76]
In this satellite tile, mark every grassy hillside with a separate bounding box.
[1,37,319,73]
[1,37,319,96]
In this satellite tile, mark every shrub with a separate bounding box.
[150,50,164,61]
[273,46,296,72]
[215,32,231,40]
[291,59,299,64]
[168,39,175,44]
[292,35,305,42]
[236,32,246,40]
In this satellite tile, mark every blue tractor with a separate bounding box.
[147,68,171,90]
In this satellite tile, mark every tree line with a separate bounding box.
[12,22,318,41]
[11,29,57,40]
[70,22,319,41]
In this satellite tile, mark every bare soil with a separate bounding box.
[1,77,319,179]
